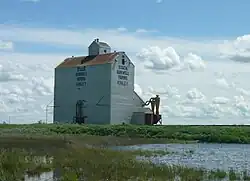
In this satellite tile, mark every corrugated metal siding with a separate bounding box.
[54,67,76,123]
[88,41,99,56]
[110,52,136,124]
[54,63,111,124]
[88,41,111,56]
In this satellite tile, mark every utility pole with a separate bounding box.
[45,100,59,124]
[45,100,53,124]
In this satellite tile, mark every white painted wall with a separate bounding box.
[54,63,111,124]
[110,52,136,124]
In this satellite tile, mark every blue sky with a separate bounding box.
[1,0,249,55]
[1,0,250,37]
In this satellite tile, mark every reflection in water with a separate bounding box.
[24,156,58,181]
[25,171,54,181]
[116,143,250,172]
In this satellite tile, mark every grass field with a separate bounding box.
[1,124,250,180]
[0,123,250,144]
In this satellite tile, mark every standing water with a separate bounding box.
[24,143,250,180]
[115,143,250,172]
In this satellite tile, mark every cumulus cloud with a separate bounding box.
[136,46,206,72]
[233,95,250,116]
[0,64,27,82]
[236,88,250,96]
[137,46,205,71]
[219,35,250,63]
[136,46,181,70]
[147,85,180,99]
[183,53,206,71]
[215,78,230,88]
[212,97,230,104]
[30,77,53,96]
[186,88,206,102]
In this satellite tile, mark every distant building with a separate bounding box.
[53,38,162,125]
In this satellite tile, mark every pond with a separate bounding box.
[24,143,250,181]
[114,143,250,172]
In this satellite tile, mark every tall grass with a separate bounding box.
[1,146,248,181]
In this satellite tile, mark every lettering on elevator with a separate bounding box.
[76,66,87,87]
[117,65,129,86]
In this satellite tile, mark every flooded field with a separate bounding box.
[2,134,250,181]
[115,143,250,172]
[24,143,250,180]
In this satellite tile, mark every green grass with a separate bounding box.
[0,135,248,181]
[1,123,250,144]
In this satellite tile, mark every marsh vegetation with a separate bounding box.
[1,124,250,180]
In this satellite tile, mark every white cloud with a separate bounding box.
[215,78,230,89]
[136,46,206,72]
[183,53,206,71]
[30,77,53,96]
[135,29,158,34]
[0,24,224,56]
[136,46,181,70]
[212,97,230,104]
[219,34,250,62]
[185,88,206,104]
[0,63,27,82]
[236,88,250,96]
[117,27,127,32]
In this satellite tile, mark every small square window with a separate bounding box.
[104,50,107,53]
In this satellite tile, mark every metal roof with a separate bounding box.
[56,52,119,68]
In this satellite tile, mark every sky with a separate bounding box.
[0,0,250,124]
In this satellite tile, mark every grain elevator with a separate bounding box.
[53,39,162,125]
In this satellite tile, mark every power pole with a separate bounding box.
[45,100,53,124]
